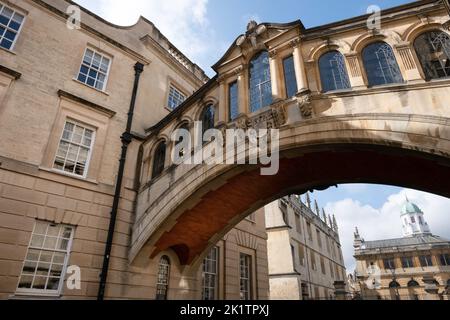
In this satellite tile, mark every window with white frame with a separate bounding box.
[0,3,25,50]
[202,246,219,300]
[239,253,252,300]
[17,221,74,295]
[77,48,111,91]
[167,85,186,110]
[53,120,95,177]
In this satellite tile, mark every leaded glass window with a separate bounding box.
[414,31,450,80]
[17,221,74,295]
[156,256,170,300]
[283,55,298,98]
[152,141,166,179]
[362,42,403,86]
[202,247,219,300]
[229,81,239,121]
[319,51,351,92]
[0,3,25,50]
[249,51,272,113]
[201,104,215,135]
[77,48,111,91]
[54,120,95,178]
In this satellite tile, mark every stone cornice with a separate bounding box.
[31,0,151,65]
[57,90,116,118]
[0,64,21,79]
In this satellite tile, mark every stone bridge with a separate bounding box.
[130,0,450,267]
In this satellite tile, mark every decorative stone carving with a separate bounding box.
[296,90,313,118]
[237,20,268,50]
[444,20,450,31]
[245,104,288,130]
[289,38,301,48]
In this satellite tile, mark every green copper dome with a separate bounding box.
[401,199,423,215]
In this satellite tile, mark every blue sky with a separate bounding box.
[73,0,450,272]
[75,0,412,75]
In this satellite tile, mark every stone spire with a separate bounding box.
[314,200,320,216]
[322,209,328,224]
[333,215,338,231]
[353,227,363,249]
[305,192,311,209]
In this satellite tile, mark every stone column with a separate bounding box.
[345,53,366,88]
[291,38,308,92]
[217,79,227,125]
[237,66,247,116]
[269,49,282,101]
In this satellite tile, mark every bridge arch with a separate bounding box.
[131,114,450,266]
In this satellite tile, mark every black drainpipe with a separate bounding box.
[97,62,144,300]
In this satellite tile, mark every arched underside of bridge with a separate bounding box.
[145,143,450,266]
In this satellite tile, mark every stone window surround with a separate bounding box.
[75,47,113,93]
[15,220,75,297]
[40,93,113,183]
[238,246,257,300]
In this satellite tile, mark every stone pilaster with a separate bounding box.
[345,53,366,88]
[395,43,423,82]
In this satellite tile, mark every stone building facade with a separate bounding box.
[0,0,268,300]
[352,199,450,300]
[265,195,346,300]
[2,0,450,301]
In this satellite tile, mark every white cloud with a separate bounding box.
[325,189,450,274]
[75,0,218,73]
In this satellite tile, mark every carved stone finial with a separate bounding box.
[247,20,258,32]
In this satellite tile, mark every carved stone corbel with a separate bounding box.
[296,90,313,118]
[443,20,450,31]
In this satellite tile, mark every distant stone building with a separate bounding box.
[265,195,346,300]
[353,199,450,300]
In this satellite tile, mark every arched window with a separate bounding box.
[151,141,166,179]
[414,30,450,80]
[200,104,215,135]
[408,279,420,287]
[389,280,400,288]
[319,51,351,92]
[174,123,190,159]
[156,256,170,300]
[249,51,272,113]
[362,42,404,86]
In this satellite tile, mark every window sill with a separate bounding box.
[39,167,99,185]
[12,292,61,299]
[164,106,175,113]
[321,88,354,95]
[72,78,110,96]
[0,46,17,55]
